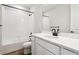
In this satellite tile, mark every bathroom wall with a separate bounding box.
[28,7,35,34]
[45,4,70,32]
[0,4,35,54]
[2,5,27,42]
[1,4,34,45]
[0,5,2,53]
[71,4,79,33]
[33,5,43,33]
[42,16,50,31]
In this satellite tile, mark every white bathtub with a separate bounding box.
[1,39,28,54]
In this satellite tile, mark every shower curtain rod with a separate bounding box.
[1,4,34,13]
[42,15,49,17]
[1,4,49,17]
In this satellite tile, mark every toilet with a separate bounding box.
[23,42,31,54]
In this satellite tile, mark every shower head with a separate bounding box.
[29,14,32,16]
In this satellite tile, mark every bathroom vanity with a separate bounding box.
[31,33,79,55]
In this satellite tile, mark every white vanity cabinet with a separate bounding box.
[32,37,60,55]
[36,38,60,55]
[61,48,77,55]
[36,43,53,55]
[32,36,78,55]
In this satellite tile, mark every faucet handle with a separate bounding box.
[57,29,59,33]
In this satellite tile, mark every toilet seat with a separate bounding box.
[23,42,31,47]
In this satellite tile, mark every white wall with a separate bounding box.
[71,4,79,33]
[28,7,35,34]
[33,5,43,33]
[2,5,27,42]
[0,5,35,54]
[45,4,70,32]
[42,17,49,31]
[1,5,34,45]
[0,5,1,25]
[0,4,2,54]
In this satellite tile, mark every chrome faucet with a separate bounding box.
[51,26,59,36]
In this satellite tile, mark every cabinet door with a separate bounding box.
[61,48,77,55]
[36,38,59,55]
[36,43,53,55]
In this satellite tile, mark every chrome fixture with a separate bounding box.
[1,4,34,13]
[51,26,59,36]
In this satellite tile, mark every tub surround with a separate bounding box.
[0,41,26,54]
[32,33,79,55]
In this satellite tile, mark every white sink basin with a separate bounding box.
[44,35,59,39]
[59,33,79,39]
[43,32,79,40]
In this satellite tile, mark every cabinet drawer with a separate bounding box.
[36,43,53,55]
[36,38,60,55]
[61,48,77,55]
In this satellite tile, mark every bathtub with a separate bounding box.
[1,39,28,54]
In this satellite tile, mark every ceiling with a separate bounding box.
[21,4,59,13]
[42,4,59,12]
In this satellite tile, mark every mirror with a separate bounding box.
[42,4,79,33]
